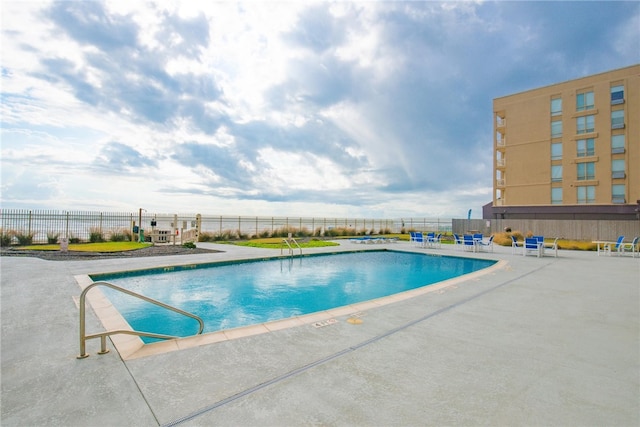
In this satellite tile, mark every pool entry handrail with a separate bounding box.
[77,280,205,359]
[281,237,302,256]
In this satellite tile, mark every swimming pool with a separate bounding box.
[92,250,496,343]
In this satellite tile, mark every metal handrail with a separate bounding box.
[280,238,302,256]
[78,281,204,359]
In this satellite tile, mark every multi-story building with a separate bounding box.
[484,64,640,220]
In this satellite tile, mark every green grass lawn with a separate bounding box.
[235,238,340,249]
[18,242,152,252]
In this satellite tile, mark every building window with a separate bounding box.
[576,91,594,111]
[576,115,594,134]
[551,187,562,204]
[577,162,595,180]
[551,120,562,138]
[551,165,562,182]
[577,186,595,204]
[551,98,562,116]
[551,143,562,160]
[576,138,595,157]
[612,184,625,203]
[611,85,624,105]
[611,110,624,129]
[612,134,625,154]
[612,159,625,179]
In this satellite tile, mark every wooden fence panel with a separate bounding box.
[454,218,640,241]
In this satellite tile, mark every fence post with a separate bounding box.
[28,210,32,238]
[196,214,201,242]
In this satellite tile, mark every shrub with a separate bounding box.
[493,231,524,246]
[198,230,238,242]
[109,228,131,242]
[272,227,293,238]
[324,228,339,237]
[15,232,34,246]
[258,229,271,238]
[69,235,81,244]
[182,241,197,249]
[0,229,13,247]
[47,232,60,244]
[295,227,312,238]
[218,230,238,241]
[89,227,105,243]
[198,232,214,242]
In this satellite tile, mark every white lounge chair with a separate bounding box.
[619,237,639,257]
[543,237,559,257]
[477,235,494,252]
[426,232,441,248]
[604,236,625,256]
[453,234,463,251]
[511,235,523,254]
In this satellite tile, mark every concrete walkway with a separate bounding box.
[1,241,638,426]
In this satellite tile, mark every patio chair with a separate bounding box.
[427,232,441,248]
[453,234,463,250]
[543,237,559,257]
[462,234,476,252]
[477,235,494,252]
[523,237,542,257]
[413,232,425,248]
[604,236,625,256]
[619,237,639,257]
[511,235,523,254]
[533,236,545,255]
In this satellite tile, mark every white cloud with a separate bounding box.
[1,1,637,218]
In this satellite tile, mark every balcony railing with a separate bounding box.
[496,179,506,187]
[496,158,505,167]
[496,138,506,147]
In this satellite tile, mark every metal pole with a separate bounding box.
[138,208,143,243]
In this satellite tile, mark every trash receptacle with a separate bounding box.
[139,229,144,243]
[60,237,68,253]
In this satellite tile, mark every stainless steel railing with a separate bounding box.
[281,237,302,256]
[77,281,204,359]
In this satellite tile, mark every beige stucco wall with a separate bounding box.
[493,64,639,208]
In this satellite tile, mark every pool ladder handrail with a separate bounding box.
[281,237,302,256]
[77,280,205,359]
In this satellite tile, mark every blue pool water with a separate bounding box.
[94,250,495,342]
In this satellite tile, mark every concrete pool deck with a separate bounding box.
[1,241,638,426]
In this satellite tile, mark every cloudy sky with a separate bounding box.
[1,1,638,219]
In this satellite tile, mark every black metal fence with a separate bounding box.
[0,209,452,245]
